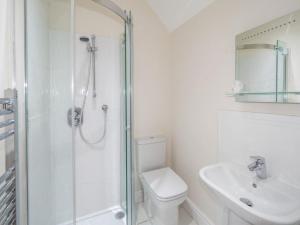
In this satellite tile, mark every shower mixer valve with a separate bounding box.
[67,105,108,127]
[67,107,82,127]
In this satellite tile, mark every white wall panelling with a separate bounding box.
[219,111,300,188]
[74,34,122,217]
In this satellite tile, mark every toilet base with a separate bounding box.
[140,168,187,225]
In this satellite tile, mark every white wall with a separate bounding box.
[171,0,300,224]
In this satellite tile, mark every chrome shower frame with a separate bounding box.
[92,0,129,22]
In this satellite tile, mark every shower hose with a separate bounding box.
[79,53,108,145]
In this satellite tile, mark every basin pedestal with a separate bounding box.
[221,207,252,225]
[227,210,252,225]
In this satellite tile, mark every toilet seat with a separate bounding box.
[141,167,188,202]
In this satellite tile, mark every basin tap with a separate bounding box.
[248,156,267,179]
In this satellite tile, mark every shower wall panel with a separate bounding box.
[75,34,121,217]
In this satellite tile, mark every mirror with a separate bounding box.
[235,10,300,103]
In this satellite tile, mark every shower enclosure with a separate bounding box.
[25,0,134,225]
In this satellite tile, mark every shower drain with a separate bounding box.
[115,211,125,220]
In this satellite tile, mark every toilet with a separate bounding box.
[136,136,188,225]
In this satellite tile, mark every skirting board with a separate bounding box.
[182,198,215,225]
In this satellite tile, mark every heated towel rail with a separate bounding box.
[0,89,17,225]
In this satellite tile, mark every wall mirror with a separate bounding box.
[235,10,300,103]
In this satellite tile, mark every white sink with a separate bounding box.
[200,163,300,225]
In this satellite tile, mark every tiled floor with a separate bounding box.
[136,203,198,225]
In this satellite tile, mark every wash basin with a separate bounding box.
[199,163,300,225]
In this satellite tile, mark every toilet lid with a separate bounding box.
[142,167,188,200]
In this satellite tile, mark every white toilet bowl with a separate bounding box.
[140,167,188,225]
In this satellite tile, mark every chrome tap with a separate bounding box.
[248,156,267,179]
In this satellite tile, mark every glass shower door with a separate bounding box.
[25,0,75,224]
[26,0,134,224]
[73,1,134,225]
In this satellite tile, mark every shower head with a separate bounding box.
[80,36,90,42]
[80,36,92,51]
